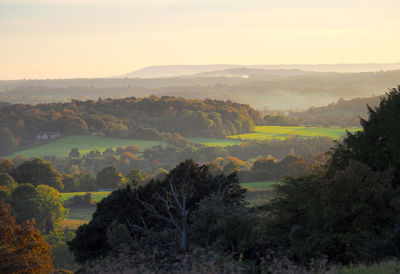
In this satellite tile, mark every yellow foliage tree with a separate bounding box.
[0,202,53,273]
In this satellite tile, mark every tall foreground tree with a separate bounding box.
[263,86,400,264]
[69,160,246,263]
[0,202,53,273]
[330,85,400,181]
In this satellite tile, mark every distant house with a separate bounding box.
[35,132,60,141]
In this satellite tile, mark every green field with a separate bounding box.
[242,181,278,206]
[241,181,277,191]
[67,206,96,221]
[229,125,360,141]
[188,137,243,147]
[7,135,165,158]
[62,191,111,221]
[61,191,111,203]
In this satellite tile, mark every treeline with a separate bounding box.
[289,95,382,127]
[0,96,261,155]
[16,136,331,178]
[1,69,400,111]
[1,136,329,194]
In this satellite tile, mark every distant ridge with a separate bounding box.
[124,65,239,78]
[123,63,400,78]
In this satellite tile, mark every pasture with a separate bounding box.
[67,206,96,221]
[60,191,111,203]
[228,125,360,141]
[7,135,165,158]
[242,181,278,206]
[61,219,88,230]
[188,137,242,147]
[241,181,277,191]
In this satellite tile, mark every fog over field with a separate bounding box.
[1,65,399,110]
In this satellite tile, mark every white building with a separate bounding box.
[35,132,60,141]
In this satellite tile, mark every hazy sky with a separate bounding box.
[1,0,399,79]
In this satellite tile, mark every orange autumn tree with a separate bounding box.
[0,202,53,273]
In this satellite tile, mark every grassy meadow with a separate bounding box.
[242,181,278,206]
[241,180,277,191]
[229,125,360,141]
[60,191,111,203]
[7,135,165,158]
[67,206,97,221]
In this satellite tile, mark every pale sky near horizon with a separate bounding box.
[1,0,399,80]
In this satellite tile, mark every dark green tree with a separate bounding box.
[0,159,15,174]
[13,159,64,191]
[329,86,400,182]
[9,184,67,233]
[95,166,124,189]
[0,173,17,190]
[69,160,246,263]
[69,148,80,159]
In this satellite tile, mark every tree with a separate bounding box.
[13,159,64,191]
[10,184,41,225]
[0,202,53,273]
[69,148,80,159]
[62,174,79,192]
[329,86,400,183]
[79,174,96,191]
[0,173,17,190]
[126,169,144,186]
[252,157,277,171]
[69,160,246,263]
[0,159,15,174]
[35,185,68,233]
[9,184,67,233]
[95,166,124,189]
[0,128,19,155]
[260,87,400,264]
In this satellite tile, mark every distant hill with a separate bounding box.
[122,63,400,78]
[192,68,318,78]
[291,95,384,127]
[123,65,240,78]
[1,69,400,111]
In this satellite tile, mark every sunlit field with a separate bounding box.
[67,207,96,221]
[229,125,360,141]
[241,181,277,191]
[61,219,88,230]
[6,135,165,158]
[60,191,111,203]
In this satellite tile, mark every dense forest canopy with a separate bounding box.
[290,95,382,127]
[0,96,261,155]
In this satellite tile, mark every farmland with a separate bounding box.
[67,206,97,221]
[241,181,277,191]
[6,135,166,158]
[228,125,360,141]
[242,181,278,206]
[60,191,111,203]
[61,191,111,222]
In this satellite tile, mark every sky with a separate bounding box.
[1,0,399,79]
